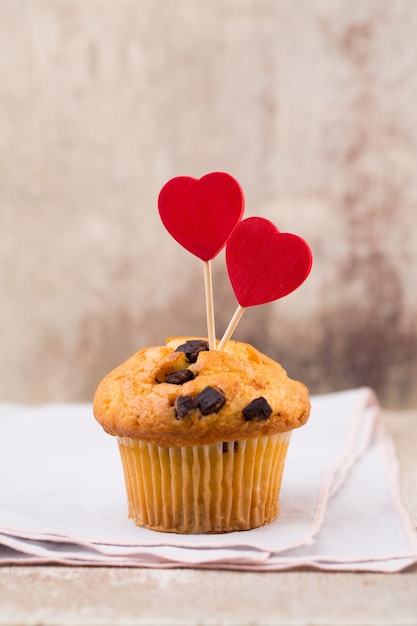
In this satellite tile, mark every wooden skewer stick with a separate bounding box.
[204,260,216,350]
[217,304,246,351]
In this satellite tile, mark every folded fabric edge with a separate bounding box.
[1,552,415,573]
[3,533,415,570]
[376,420,417,552]
[0,533,272,566]
[300,387,380,546]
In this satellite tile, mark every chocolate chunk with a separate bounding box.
[174,395,198,419]
[165,369,195,385]
[242,397,272,422]
[197,386,226,415]
[222,441,239,453]
[175,340,209,363]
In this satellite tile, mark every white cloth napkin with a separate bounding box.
[0,388,416,571]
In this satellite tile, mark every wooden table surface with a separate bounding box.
[0,410,416,626]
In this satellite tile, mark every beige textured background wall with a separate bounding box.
[1,0,416,407]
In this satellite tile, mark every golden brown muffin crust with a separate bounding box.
[93,337,310,447]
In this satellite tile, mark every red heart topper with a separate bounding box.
[226,217,312,308]
[158,172,244,261]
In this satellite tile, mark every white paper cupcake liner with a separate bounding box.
[117,431,291,534]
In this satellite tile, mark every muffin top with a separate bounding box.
[93,337,310,447]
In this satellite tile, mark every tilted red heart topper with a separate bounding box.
[226,217,313,308]
[158,172,245,261]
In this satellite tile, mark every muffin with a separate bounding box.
[93,336,310,534]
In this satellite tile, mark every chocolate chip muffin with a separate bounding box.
[93,337,310,533]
